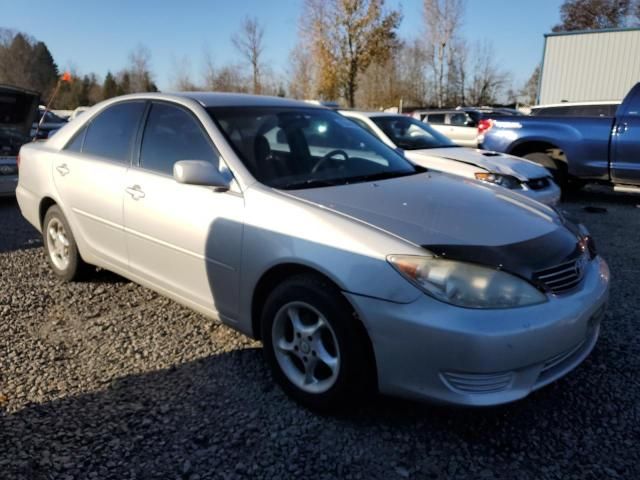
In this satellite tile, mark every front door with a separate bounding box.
[611,86,640,185]
[123,102,244,319]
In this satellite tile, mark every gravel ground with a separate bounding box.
[1,188,639,480]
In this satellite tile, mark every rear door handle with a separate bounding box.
[125,185,146,200]
[56,164,70,176]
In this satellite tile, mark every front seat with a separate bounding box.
[254,135,280,182]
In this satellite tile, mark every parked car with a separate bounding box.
[17,93,609,410]
[530,101,620,118]
[30,107,67,140]
[340,110,560,205]
[0,85,39,196]
[411,107,522,147]
[482,83,640,191]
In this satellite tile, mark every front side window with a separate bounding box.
[371,116,456,150]
[346,116,378,137]
[82,102,146,163]
[140,103,217,176]
[209,107,419,189]
[427,113,445,124]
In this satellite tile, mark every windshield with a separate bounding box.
[208,107,420,189]
[370,116,456,150]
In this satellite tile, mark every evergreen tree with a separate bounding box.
[102,71,118,99]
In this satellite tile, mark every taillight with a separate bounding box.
[478,119,494,135]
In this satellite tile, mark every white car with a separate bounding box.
[340,111,561,206]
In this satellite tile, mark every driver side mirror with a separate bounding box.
[173,160,229,191]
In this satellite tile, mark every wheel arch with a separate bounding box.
[251,262,379,390]
[39,196,58,229]
[508,140,568,165]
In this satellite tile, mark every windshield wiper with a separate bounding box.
[342,169,423,185]
[276,178,344,190]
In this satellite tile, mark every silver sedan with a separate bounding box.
[16,93,609,410]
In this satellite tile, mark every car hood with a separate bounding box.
[409,147,550,181]
[285,172,581,277]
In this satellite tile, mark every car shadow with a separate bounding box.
[0,196,42,253]
[0,335,625,480]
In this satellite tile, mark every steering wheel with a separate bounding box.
[311,149,349,173]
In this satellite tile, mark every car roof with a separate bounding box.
[339,110,405,119]
[531,100,621,109]
[170,91,322,109]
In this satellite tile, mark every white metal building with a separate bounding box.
[538,27,640,104]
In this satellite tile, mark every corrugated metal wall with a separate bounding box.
[539,29,640,104]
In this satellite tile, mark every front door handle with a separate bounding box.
[615,122,628,135]
[56,164,70,176]
[125,185,146,200]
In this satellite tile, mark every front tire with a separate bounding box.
[43,205,87,281]
[261,274,373,411]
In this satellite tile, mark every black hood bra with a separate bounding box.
[424,218,589,284]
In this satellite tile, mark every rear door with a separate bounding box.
[611,85,640,184]
[52,101,146,270]
[446,112,477,147]
[123,101,244,318]
[424,113,448,137]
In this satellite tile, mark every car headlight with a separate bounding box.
[475,172,521,189]
[387,255,547,309]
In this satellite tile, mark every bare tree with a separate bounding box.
[465,40,510,106]
[423,0,466,107]
[288,44,315,99]
[171,55,199,91]
[232,16,265,94]
[125,45,157,92]
[301,0,401,107]
[520,65,541,105]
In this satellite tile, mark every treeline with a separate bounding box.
[0,29,158,109]
[2,0,639,111]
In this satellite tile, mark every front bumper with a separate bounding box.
[0,174,18,196]
[0,157,18,197]
[346,256,609,406]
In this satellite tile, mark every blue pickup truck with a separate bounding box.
[481,82,640,192]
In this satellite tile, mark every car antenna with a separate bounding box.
[34,71,72,141]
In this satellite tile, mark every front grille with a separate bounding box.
[534,256,587,294]
[0,164,18,176]
[526,177,550,190]
[441,371,513,394]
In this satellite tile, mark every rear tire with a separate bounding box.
[43,205,88,281]
[261,274,374,411]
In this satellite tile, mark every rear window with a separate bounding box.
[82,102,146,163]
[531,104,618,117]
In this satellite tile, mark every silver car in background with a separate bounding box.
[17,93,609,410]
[340,110,561,206]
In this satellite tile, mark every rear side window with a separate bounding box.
[140,103,217,176]
[65,128,86,152]
[82,102,145,163]
[427,114,445,124]
[448,113,468,126]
